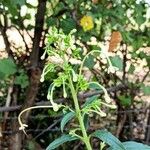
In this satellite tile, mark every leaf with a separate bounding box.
[122,141,150,150]
[118,95,132,107]
[83,114,89,129]
[46,134,78,150]
[15,73,29,88]
[141,86,150,95]
[82,95,99,108]
[91,130,126,150]
[89,82,102,90]
[47,17,57,27]
[61,111,75,132]
[109,31,122,52]
[61,18,76,34]
[110,55,123,71]
[0,58,17,79]
[53,2,65,16]
[128,64,135,74]
[12,0,26,6]
[84,55,95,69]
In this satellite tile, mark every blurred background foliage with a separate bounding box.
[0,0,150,149]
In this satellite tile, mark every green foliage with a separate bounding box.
[39,26,150,149]
[83,95,100,108]
[40,28,118,150]
[141,85,150,95]
[0,58,17,79]
[91,130,126,150]
[46,134,78,150]
[110,56,123,71]
[128,64,135,74]
[84,55,95,69]
[15,70,29,88]
[2,0,150,149]
[61,111,75,132]
[122,141,150,150]
[118,95,132,107]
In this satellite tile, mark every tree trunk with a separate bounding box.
[9,0,47,149]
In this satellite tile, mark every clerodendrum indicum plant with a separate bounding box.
[18,28,150,150]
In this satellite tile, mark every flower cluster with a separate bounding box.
[80,15,94,31]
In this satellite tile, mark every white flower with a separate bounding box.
[93,109,107,117]
[72,69,78,82]
[40,51,46,60]
[104,94,112,103]
[19,124,28,131]
[52,103,60,112]
[40,74,45,82]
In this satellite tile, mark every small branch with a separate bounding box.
[0,84,128,112]
[34,118,61,140]
[0,14,14,58]
[78,83,128,99]
[30,0,47,67]
[141,69,150,83]
[4,78,14,120]
[122,44,127,82]
[10,25,29,52]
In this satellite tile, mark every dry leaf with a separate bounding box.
[92,0,99,4]
[108,31,122,52]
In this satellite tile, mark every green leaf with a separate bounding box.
[128,64,135,74]
[84,55,95,69]
[47,17,57,27]
[46,134,77,150]
[118,95,132,107]
[61,111,75,132]
[83,95,99,108]
[83,114,89,129]
[15,73,29,88]
[110,55,123,71]
[141,86,150,95]
[53,2,65,16]
[122,141,150,150]
[13,0,26,6]
[61,18,76,34]
[0,58,17,79]
[91,130,126,150]
[89,82,102,90]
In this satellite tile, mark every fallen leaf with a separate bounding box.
[109,31,122,52]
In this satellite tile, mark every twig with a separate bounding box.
[0,84,128,113]
[11,25,29,52]
[78,83,128,99]
[4,77,14,120]
[0,14,14,59]
[141,69,150,83]
[122,44,127,82]
[116,113,127,138]
[34,118,61,140]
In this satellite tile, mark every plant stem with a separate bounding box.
[68,75,92,150]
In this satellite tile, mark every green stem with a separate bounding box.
[68,75,92,150]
